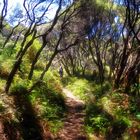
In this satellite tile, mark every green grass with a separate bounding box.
[29,80,65,133]
[62,76,93,101]
[62,76,111,101]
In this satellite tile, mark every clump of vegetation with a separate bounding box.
[29,81,65,133]
[10,70,66,134]
[0,56,14,78]
[85,103,111,136]
[62,76,93,101]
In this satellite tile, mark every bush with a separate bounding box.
[11,78,32,94]
[29,80,66,133]
[85,103,111,135]
[31,81,65,109]
[0,57,14,78]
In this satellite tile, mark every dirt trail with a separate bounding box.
[55,88,87,140]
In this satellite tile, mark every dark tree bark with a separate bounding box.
[5,30,37,93]
[39,40,78,80]
[0,0,8,32]
[61,59,72,76]
[2,22,20,48]
[16,23,35,59]
[40,51,58,80]
[125,49,140,93]
[114,38,129,88]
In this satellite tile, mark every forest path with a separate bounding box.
[55,88,87,140]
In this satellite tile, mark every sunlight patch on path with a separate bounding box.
[62,88,84,104]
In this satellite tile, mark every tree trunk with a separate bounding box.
[28,41,47,80]
[61,60,71,76]
[125,51,140,93]
[40,51,57,80]
[114,39,129,88]
[5,31,36,93]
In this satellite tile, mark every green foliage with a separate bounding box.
[85,103,110,134]
[10,73,65,134]
[29,80,65,133]
[26,38,41,62]
[11,79,31,94]
[3,42,16,56]
[0,39,4,47]
[49,120,63,133]
[90,115,109,132]
[120,117,132,127]
[33,70,42,80]
[93,82,111,98]
[131,83,140,94]
[129,97,140,120]
[35,60,45,70]
[115,107,128,117]
[136,112,140,120]
[63,76,112,101]
[113,117,132,130]
[111,92,122,101]
[0,56,14,78]
[43,70,64,97]
[95,0,111,10]
[63,76,93,101]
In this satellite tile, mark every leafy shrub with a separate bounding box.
[93,81,111,98]
[11,78,32,94]
[0,57,13,78]
[32,70,42,80]
[64,77,92,101]
[10,75,65,134]
[35,60,45,70]
[4,42,16,56]
[85,103,111,135]
[90,115,109,132]
[26,38,41,62]
[129,97,140,121]
[31,81,65,109]
[131,83,140,94]
[11,84,28,94]
[29,81,65,133]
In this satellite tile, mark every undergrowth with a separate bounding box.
[10,70,66,134]
[62,76,140,139]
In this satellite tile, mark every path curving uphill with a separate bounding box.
[55,88,87,140]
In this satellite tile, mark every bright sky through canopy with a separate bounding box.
[8,0,24,8]
[0,0,57,21]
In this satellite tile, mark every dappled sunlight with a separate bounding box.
[0,0,139,139]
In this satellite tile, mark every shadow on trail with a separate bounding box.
[12,90,44,140]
